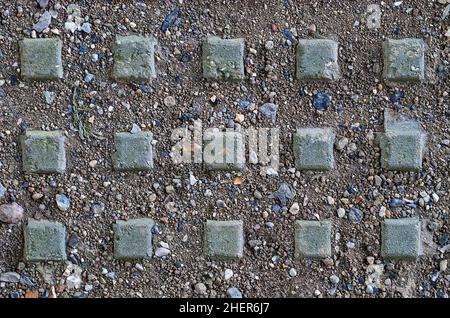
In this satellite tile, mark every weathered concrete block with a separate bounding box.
[20,38,63,80]
[202,36,245,80]
[295,220,331,259]
[293,128,335,171]
[112,132,154,171]
[383,38,425,82]
[381,217,421,261]
[113,218,155,260]
[379,110,426,171]
[204,220,244,259]
[21,130,66,174]
[24,219,67,262]
[203,130,245,171]
[296,39,340,81]
[113,35,157,81]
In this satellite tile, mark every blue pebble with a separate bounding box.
[282,28,295,43]
[161,8,180,32]
[79,46,88,55]
[84,73,95,83]
[0,182,6,199]
[313,92,332,111]
[19,275,35,287]
[390,90,404,104]
[348,207,363,223]
[239,100,251,109]
[272,204,281,213]
[227,287,243,299]
[389,198,404,208]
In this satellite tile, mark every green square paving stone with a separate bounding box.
[295,220,331,259]
[379,130,426,171]
[203,131,245,171]
[296,39,340,81]
[113,35,157,81]
[204,220,244,259]
[21,130,66,174]
[19,38,63,80]
[112,132,154,172]
[379,110,426,172]
[113,218,155,260]
[293,128,335,171]
[383,38,425,82]
[381,218,421,261]
[24,219,67,262]
[202,36,245,80]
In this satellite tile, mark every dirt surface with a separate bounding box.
[0,0,449,298]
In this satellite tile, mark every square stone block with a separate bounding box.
[379,129,426,172]
[383,38,425,82]
[113,218,155,260]
[202,36,245,80]
[381,218,421,261]
[204,220,244,259]
[113,35,157,81]
[21,130,66,174]
[203,130,245,171]
[112,132,154,172]
[293,128,335,171]
[20,38,63,80]
[296,39,340,81]
[295,220,331,259]
[24,219,67,262]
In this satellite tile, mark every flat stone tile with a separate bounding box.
[204,220,244,259]
[21,130,66,174]
[381,217,421,261]
[112,132,154,172]
[296,39,340,81]
[203,130,245,171]
[113,218,155,260]
[295,220,331,259]
[293,128,335,171]
[202,36,245,80]
[20,38,63,80]
[24,219,67,262]
[113,35,157,81]
[383,38,425,82]
[379,110,426,171]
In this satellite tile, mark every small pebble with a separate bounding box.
[227,287,243,298]
[56,194,70,211]
[0,203,24,224]
[289,268,297,277]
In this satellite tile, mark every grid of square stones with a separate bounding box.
[22,217,422,262]
[18,36,425,82]
[20,121,426,174]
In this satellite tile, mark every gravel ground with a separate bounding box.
[0,0,449,298]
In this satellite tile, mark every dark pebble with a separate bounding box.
[68,234,80,249]
[390,90,404,104]
[438,233,449,246]
[180,53,192,63]
[10,75,18,86]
